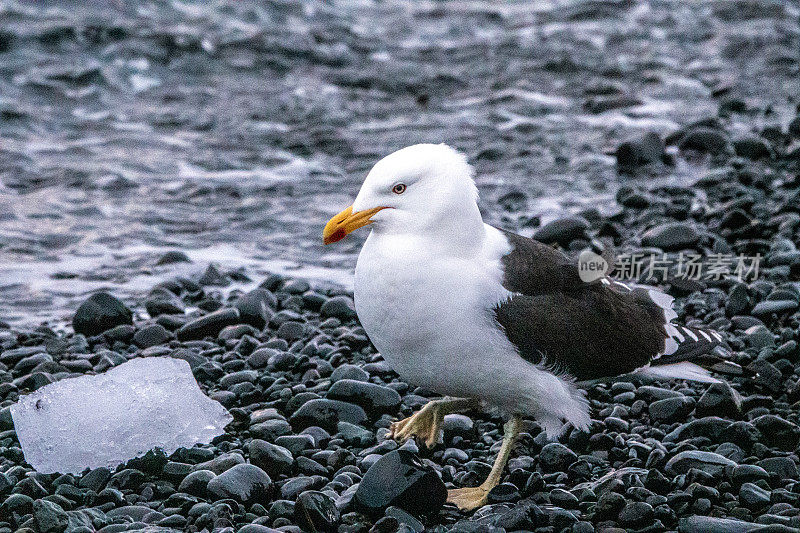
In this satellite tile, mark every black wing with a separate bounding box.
[494,229,725,381]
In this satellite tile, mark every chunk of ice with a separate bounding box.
[10,356,232,474]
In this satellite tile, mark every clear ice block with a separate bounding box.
[10,356,232,474]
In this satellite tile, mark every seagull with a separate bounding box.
[323,144,735,511]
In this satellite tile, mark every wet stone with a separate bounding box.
[539,443,578,473]
[178,469,216,497]
[145,289,185,316]
[327,379,402,415]
[757,457,798,480]
[176,308,241,341]
[618,501,654,529]
[249,439,294,478]
[641,222,700,251]
[290,399,368,432]
[132,324,173,348]
[616,132,666,168]
[235,288,277,329]
[533,217,590,246]
[751,300,798,315]
[156,250,191,265]
[441,414,475,441]
[294,490,340,532]
[72,292,133,337]
[751,414,800,450]
[696,382,740,418]
[487,482,520,503]
[354,450,447,517]
[738,482,771,509]
[206,463,272,504]
[678,127,731,155]
[665,450,737,476]
[33,499,69,533]
[330,364,369,383]
[648,396,694,423]
[250,419,293,442]
[320,296,357,321]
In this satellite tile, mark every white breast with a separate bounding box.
[354,225,512,394]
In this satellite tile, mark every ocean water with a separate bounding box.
[1,0,797,325]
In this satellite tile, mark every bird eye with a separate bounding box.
[392,183,407,194]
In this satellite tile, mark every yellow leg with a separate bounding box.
[388,397,478,449]
[447,414,522,511]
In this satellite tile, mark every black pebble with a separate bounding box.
[354,449,447,517]
[72,292,133,336]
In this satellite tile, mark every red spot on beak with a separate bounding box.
[326,228,346,244]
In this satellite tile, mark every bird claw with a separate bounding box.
[387,403,442,449]
[447,485,489,511]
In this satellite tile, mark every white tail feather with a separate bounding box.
[637,362,722,383]
[647,288,678,322]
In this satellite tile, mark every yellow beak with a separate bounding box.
[323,205,387,244]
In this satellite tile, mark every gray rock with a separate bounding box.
[665,451,736,476]
[751,300,798,315]
[757,457,799,480]
[738,482,770,509]
[747,359,782,392]
[132,324,173,348]
[745,325,774,349]
[106,505,165,523]
[441,414,475,441]
[648,396,694,423]
[337,421,375,447]
[33,499,69,533]
[177,469,215,497]
[729,464,769,485]
[73,292,133,336]
[206,463,272,503]
[641,222,700,251]
[330,363,369,382]
[533,217,589,246]
[539,443,578,473]
[235,288,276,329]
[294,490,340,532]
[678,516,769,533]
[250,419,293,441]
[354,449,447,516]
[327,379,402,415]
[678,127,731,155]
[144,288,185,316]
[696,382,740,418]
[616,132,665,168]
[733,136,773,160]
[751,414,800,450]
[290,399,368,432]
[663,416,730,442]
[320,296,357,320]
[238,525,282,533]
[79,467,111,492]
[248,439,294,478]
[247,347,279,369]
[176,308,241,341]
[156,250,191,265]
[193,452,245,474]
[638,385,684,402]
[618,501,654,528]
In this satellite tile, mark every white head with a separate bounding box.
[323,144,483,246]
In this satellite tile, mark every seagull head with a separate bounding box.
[323,144,481,245]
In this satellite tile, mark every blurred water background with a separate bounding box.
[0,0,797,325]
